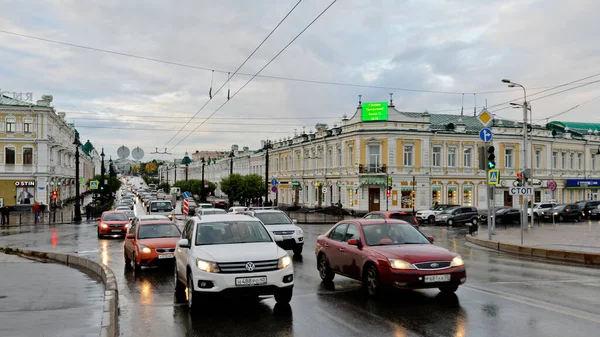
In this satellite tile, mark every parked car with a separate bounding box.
[315,219,466,296]
[492,208,522,225]
[181,199,198,214]
[363,211,419,229]
[248,209,304,255]
[97,211,130,238]
[540,204,583,222]
[195,208,227,216]
[228,206,249,213]
[577,200,600,218]
[590,205,600,219]
[528,202,557,220]
[212,199,229,209]
[174,214,294,310]
[415,204,456,224]
[123,220,182,271]
[435,206,479,228]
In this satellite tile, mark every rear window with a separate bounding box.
[151,201,172,212]
[389,213,416,224]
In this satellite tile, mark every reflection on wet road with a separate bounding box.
[1,199,600,336]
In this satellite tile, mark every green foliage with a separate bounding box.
[220,174,264,204]
[158,182,170,192]
[173,179,216,200]
[143,176,159,186]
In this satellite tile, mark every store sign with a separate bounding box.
[15,181,35,186]
[361,102,389,121]
[566,179,600,188]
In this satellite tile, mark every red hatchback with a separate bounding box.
[97,211,130,238]
[363,211,419,229]
[315,219,466,296]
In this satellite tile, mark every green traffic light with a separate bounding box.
[488,162,496,169]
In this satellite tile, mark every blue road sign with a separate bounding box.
[488,169,500,185]
[479,128,493,142]
[183,191,191,199]
[271,178,278,185]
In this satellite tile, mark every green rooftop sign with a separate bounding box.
[361,102,388,121]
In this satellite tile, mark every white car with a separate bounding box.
[249,210,304,255]
[527,202,557,219]
[174,214,294,310]
[228,206,249,213]
[415,204,454,224]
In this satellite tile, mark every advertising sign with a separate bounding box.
[361,102,389,121]
[16,186,34,205]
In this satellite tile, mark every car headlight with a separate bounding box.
[388,259,415,270]
[168,214,174,219]
[296,229,303,236]
[196,259,220,273]
[440,215,448,219]
[139,245,152,254]
[100,223,109,229]
[450,256,465,267]
[553,212,558,215]
[278,255,292,269]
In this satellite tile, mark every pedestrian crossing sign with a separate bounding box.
[90,180,99,190]
[487,169,500,185]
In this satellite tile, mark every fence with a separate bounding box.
[1,199,115,226]
[285,211,355,224]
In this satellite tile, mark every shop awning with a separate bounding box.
[359,176,386,186]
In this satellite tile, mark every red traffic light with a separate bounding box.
[516,172,522,179]
[386,189,391,198]
[51,191,58,199]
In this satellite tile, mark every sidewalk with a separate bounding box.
[2,195,95,226]
[0,252,105,337]
[467,222,600,264]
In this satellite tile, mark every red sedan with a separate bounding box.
[315,219,466,296]
[97,211,130,238]
[363,211,419,229]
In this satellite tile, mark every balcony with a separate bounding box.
[359,164,386,174]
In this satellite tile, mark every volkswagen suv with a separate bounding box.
[174,214,294,310]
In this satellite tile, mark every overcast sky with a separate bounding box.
[1,0,600,161]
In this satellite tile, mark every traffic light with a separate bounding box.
[516,172,523,187]
[386,188,391,198]
[487,146,496,169]
[478,145,486,170]
[51,190,58,199]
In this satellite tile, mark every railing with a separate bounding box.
[359,164,387,174]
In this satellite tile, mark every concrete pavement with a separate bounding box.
[0,252,105,337]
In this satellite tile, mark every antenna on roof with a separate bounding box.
[358,94,362,108]
[474,93,477,116]
[461,93,464,116]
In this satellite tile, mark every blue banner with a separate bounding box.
[566,179,600,188]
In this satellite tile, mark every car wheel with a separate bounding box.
[174,265,186,299]
[577,214,583,222]
[292,244,303,255]
[471,218,478,226]
[97,230,103,239]
[558,215,564,222]
[133,253,141,272]
[274,287,293,304]
[447,219,453,227]
[317,254,335,282]
[187,272,200,311]
[428,215,435,224]
[363,264,381,297]
[496,218,502,225]
[439,286,458,294]
[124,251,131,268]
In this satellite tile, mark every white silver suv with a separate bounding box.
[248,210,304,255]
[174,214,294,310]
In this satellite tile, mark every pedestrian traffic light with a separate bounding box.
[51,190,58,199]
[487,146,496,169]
[386,188,391,198]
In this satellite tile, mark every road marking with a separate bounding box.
[464,284,600,324]
[481,279,600,285]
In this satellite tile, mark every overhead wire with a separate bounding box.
[167,0,339,152]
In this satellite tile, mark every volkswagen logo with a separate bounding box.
[430,263,439,268]
[245,262,255,271]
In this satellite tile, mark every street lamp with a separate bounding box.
[200,157,206,202]
[73,131,82,223]
[100,148,106,201]
[173,158,177,183]
[263,140,273,205]
[229,151,235,176]
[182,152,192,181]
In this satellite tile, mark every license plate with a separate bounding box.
[158,254,174,259]
[424,274,451,283]
[282,236,293,240]
[235,276,267,286]
[110,230,122,233]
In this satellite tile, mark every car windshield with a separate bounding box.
[116,207,129,211]
[429,205,441,211]
[577,202,587,208]
[553,205,566,211]
[200,204,212,209]
[102,213,129,221]
[202,209,227,215]
[150,201,172,212]
[195,221,272,245]
[363,223,430,246]
[440,207,458,214]
[254,213,292,225]
[137,223,180,239]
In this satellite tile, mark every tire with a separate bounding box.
[97,230,103,239]
[471,218,478,226]
[439,286,458,294]
[292,244,303,255]
[124,251,131,268]
[577,215,583,222]
[447,219,453,227]
[174,265,186,299]
[428,215,435,224]
[133,253,141,272]
[317,254,335,282]
[363,264,381,297]
[495,218,502,225]
[187,273,200,311]
[274,287,293,304]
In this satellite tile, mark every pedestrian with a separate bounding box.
[0,206,6,226]
[1,206,10,226]
[85,203,93,222]
[33,202,41,224]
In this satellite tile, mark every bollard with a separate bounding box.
[19,213,22,226]
[61,212,63,223]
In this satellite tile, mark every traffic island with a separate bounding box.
[0,246,119,337]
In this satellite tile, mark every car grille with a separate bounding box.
[217,260,279,274]
[414,261,451,270]
[156,248,175,253]
[109,224,125,228]
[273,231,295,235]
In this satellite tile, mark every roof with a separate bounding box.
[0,94,34,106]
[353,219,414,225]
[546,121,600,135]
[250,209,286,214]
[196,214,259,222]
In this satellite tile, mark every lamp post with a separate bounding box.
[412,175,416,216]
[503,78,531,240]
[263,140,273,205]
[100,148,106,202]
[201,157,206,202]
[73,131,82,223]
[173,158,177,183]
[229,151,235,175]
[182,152,192,181]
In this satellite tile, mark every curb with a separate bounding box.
[465,235,600,266]
[0,247,119,337]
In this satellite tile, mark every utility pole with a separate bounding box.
[229,151,234,175]
[200,157,206,202]
[73,131,82,223]
[264,140,272,204]
[173,159,177,183]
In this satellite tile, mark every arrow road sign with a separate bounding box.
[479,128,493,142]
[271,178,278,186]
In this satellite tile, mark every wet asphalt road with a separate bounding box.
[1,200,600,336]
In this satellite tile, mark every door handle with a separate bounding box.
[339,248,345,252]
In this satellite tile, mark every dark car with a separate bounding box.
[435,206,479,228]
[540,204,582,222]
[493,208,522,225]
[363,211,419,229]
[578,201,600,219]
[315,220,466,296]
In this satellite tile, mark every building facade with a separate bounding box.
[0,94,98,208]
[192,103,600,212]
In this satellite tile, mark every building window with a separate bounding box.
[276,157,279,172]
[403,145,413,166]
[337,148,341,167]
[463,148,472,168]
[448,147,457,167]
[561,152,566,169]
[431,186,441,206]
[535,150,541,169]
[327,148,332,168]
[401,188,414,208]
[447,186,458,205]
[463,185,473,206]
[569,153,574,170]
[578,153,582,170]
[552,151,558,169]
[6,117,16,132]
[432,146,442,167]
[23,148,33,165]
[504,148,513,168]
[5,147,16,164]
[368,144,381,171]
[348,145,354,167]
[24,118,33,133]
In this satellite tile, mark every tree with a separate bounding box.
[173,179,216,201]
[145,161,158,175]
[242,174,264,200]
[220,174,245,204]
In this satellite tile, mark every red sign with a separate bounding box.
[547,180,557,191]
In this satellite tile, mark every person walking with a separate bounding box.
[1,206,10,226]
[33,202,41,224]
[85,203,93,222]
[0,206,6,226]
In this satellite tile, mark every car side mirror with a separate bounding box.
[96,217,101,221]
[292,219,298,224]
[347,238,360,247]
[126,233,134,239]
[178,238,190,249]
[273,235,284,242]
[427,236,435,243]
